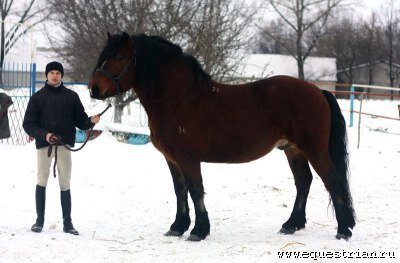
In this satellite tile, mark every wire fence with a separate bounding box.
[0,62,32,145]
[1,20,34,145]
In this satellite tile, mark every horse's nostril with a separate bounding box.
[91,85,100,98]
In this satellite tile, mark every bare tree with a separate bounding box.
[46,0,255,121]
[45,0,128,81]
[183,0,254,81]
[46,0,254,81]
[258,0,346,80]
[381,0,400,91]
[316,15,364,84]
[0,0,47,84]
[358,13,382,86]
[254,19,295,54]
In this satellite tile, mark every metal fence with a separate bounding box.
[0,62,33,145]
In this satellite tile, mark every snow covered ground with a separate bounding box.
[0,99,399,262]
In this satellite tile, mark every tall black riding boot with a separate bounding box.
[31,185,46,233]
[61,190,79,235]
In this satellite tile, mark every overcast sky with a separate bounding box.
[363,0,383,9]
[5,0,399,66]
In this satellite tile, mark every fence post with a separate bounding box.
[30,39,37,95]
[398,104,400,118]
[357,92,364,149]
[349,86,355,127]
[30,63,36,95]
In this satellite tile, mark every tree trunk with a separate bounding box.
[113,105,124,123]
[1,21,5,86]
[296,34,305,80]
[297,57,305,80]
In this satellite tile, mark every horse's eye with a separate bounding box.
[115,55,124,62]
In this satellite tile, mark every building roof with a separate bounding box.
[238,54,337,82]
[338,60,400,73]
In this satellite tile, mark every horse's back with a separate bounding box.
[253,75,325,100]
[218,75,330,125]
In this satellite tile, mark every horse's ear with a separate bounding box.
[120,32,131,45]
[107,32,112,41]
[122,31,130,40]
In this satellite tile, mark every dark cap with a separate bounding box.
[45,61,64,78]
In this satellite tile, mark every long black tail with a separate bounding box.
[322,90,355,228]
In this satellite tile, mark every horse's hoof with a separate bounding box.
[336,233,351,241]
[186,234,202,242]
[336,226,352,240]
[164,230,182,237]
[279,227,296,235]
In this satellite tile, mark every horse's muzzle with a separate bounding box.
[90,84,101,99]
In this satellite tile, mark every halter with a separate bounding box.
[96,36,136,95]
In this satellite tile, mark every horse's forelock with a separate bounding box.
[94,34,127,70]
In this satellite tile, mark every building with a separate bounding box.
[236,54,337,91]
[337,60,400,98]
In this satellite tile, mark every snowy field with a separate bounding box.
[0,99,399,262]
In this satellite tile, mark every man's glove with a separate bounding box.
[46,133,61,144]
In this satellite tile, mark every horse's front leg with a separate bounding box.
[180,161,210,241]
[164,160,191,237]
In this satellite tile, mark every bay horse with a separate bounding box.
[88,32,355,241]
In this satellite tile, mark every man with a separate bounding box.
[23,61,100,235]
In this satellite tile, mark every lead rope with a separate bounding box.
[49,103,112,178]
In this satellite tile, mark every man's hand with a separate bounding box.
[91,114,100,124]
[46,133,61,144]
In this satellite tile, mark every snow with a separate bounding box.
[0,99,399,262]
[96,122,150,136]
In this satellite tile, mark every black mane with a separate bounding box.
[96,33,212,96]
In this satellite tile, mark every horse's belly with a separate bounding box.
[202,140,279,163]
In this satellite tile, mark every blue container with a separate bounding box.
[75,130,86,143]
[127,134,150,145]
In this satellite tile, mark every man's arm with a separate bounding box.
[22,97,48,141]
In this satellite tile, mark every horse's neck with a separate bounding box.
[138,79,206,124]
[136,88,175,119]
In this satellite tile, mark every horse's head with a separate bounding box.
[89,32,136,99]
[90,32,211,101]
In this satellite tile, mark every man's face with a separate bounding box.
[47,70,62,85]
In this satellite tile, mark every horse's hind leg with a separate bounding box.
[280,148,313,234]
[164,160,191,237]
[307,152,355,240]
